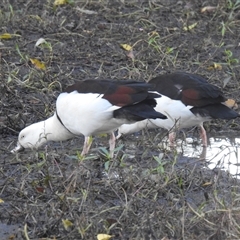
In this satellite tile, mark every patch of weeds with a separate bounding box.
[21,151,47,172]
[212,48,240,74]
[74,150,98,162]
[187,187,240,238]
[77,223,93,239]
[224,49,239,66]
[118,153,128,168]
[99,147,113,164]
[147,31,162,53]
[138,17,158,30]
[152,153,167,174]
[220,0,240,36]
[0,2,14,22]
[146,31,179,68]
[35,38,54,63]
[226,0,240,19]
[219,20,237,36]
[4,63,21,84]
[5,44,48,89]
[15,44,28,63]
[165,46,175,55]
[209,48,239,74]
[99,144,124,171]
[164,46,179,67]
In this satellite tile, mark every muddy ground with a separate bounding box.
[1,0,240,239]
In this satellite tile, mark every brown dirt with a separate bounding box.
[1,0,240,239]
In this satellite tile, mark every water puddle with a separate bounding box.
[177,136,240,177]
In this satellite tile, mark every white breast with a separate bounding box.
[150,95,210,130]
[56,91,124,136]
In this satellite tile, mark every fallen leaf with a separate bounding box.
[35,38,47,47]
[201,6,217,13]
[207,63,222,70]
[148,31,159,37]
[202,182,212,186]
[120,43,132,51]
[213,63,222,70]
[0,33,21,40]
[54,0,68,6]
[0,33,12,39]
[7,234,15,240]
[30,58,46,70]
[97,234,112,240]
[62,219,73,230]
[183,22,198,31]
[35,186,45,193]
[224,99,238,110]
[0,198,4,203]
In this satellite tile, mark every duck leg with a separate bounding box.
[109,131,116,158]
[168,131,176,147]
[199,123,207,147]
[81,136,93,156]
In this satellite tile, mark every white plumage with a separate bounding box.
[12,79,167,157]
[118,72,239,146]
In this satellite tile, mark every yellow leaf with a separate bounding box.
[97,234,113,240]
[225,99,238,110]
[202,182,212,186]
[62,219,73,230]
[207,63,222,70]
[201,6,217,13]
[30,58,46,70]
[148,31,159,37]
[29,15,42,21]
[0,33,21,39]
[120,44,132,51]
[0,198,4,203]
[0,33,12,39]
[213,63,222,70]
[183,22,198,31]
[54,0,68,6]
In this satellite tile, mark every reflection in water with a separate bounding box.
[177,136,240,177]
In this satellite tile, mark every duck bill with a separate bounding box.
[11,143,24,153]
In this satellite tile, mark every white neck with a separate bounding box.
[43,113,74,142]
[29,113,74,148]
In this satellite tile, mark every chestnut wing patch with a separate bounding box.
[181,84,226,107]
[64,80,159,107]
[103,85,149,106]
[149,72,226,107]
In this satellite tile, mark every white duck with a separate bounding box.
[12,79,167,157]
[118,72,239,146]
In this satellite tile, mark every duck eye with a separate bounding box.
[21,135,25,139]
